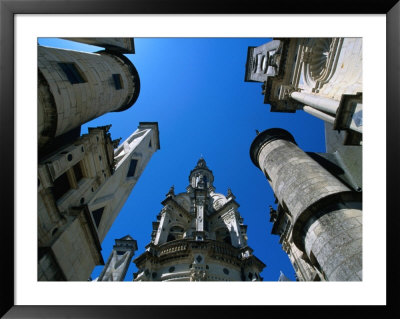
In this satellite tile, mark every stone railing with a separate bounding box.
[158,240,188,256]
[155,239,242,260]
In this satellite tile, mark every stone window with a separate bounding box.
[127,159,138,177]
[58,62,86,84]
[169,266,175,273]
[92,207,105,228]
[204,220,209,232]
[73,162,83,183]
[52,160,86,201]
[112,74,123,90]
[223,268,229,275]
[52,172,70,201]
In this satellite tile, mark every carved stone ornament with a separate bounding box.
[223,211,236,224]
[190,270,207,281]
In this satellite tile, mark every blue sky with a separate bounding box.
[38,38,326,281]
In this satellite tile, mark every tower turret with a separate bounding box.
[96,235,138,281]
[38,38,140,153]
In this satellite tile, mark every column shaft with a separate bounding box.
[303,105,335,124]
[291,91,339,115]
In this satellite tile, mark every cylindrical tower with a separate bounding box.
[38,46,140,149]
[250,128,362,281]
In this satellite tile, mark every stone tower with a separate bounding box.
[38,38,140,153]
[38,122,160,281]
[250,128,362,281]
[133,158,265,281]
[96,235,138,281]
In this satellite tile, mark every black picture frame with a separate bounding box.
[1,0,398,317]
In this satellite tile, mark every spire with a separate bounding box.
[278,271,291,281]
[166,185,175,197]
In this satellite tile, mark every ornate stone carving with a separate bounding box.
[190,270,207,281]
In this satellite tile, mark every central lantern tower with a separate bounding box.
[133,158,265,281]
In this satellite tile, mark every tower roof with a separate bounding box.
[118,235,135,241]
[195,157,209,170]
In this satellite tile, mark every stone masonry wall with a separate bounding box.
[257,139,350,220]
[304,202,362,281]
[38,46,136,140]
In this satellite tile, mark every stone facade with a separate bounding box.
[250,129,362,281]
[245,38,362,138]
[37,38,161,281]
[38,122,160,281]
[38,126,115,280]
[38,38,140,152]
[95,235,138,281]
[245,38,362,281]
[133,158,265,281]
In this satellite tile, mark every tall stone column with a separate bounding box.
[250,128,362,281]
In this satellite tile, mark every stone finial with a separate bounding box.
[269,205,278,222]
[197,157,206,168]
[166,185,175,197]
[227,188,235,200]
[255,129,260,135]
[112,137,122,148]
